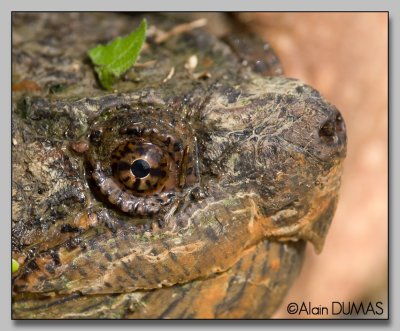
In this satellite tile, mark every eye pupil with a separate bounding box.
[131,159,150,178]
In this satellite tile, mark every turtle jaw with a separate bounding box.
[255,159,345,254]
[295,159,345,253]
[297,194,339,254]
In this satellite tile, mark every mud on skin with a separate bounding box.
[12,13,347,319]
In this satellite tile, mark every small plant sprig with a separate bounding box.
[88,19,147,90]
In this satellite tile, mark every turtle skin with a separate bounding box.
[11,13,347,319]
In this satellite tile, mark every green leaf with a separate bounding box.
[88,18,147,90]
[12,259,19,273]
[95,67,115,90]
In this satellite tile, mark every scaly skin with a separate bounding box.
[12,13,346,318]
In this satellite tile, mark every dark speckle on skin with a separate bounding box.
[225,88,241,104]
[50,249,61,266]
[284,95,296,104]
[60,224,80,233]
[27,260,39,271]
[295,85,304,94]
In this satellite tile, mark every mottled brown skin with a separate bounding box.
[12,13,347,319]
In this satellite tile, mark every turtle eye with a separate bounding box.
[86,118,196,217]
[111,142,169,195]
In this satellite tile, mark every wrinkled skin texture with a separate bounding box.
[12,13,346,319]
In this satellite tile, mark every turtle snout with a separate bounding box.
[317,109,347,160]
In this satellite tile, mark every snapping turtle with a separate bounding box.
[12,12,347,319]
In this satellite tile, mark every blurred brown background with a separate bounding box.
[233,13,388,318]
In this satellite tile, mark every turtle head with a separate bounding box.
[12,76,346,298]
